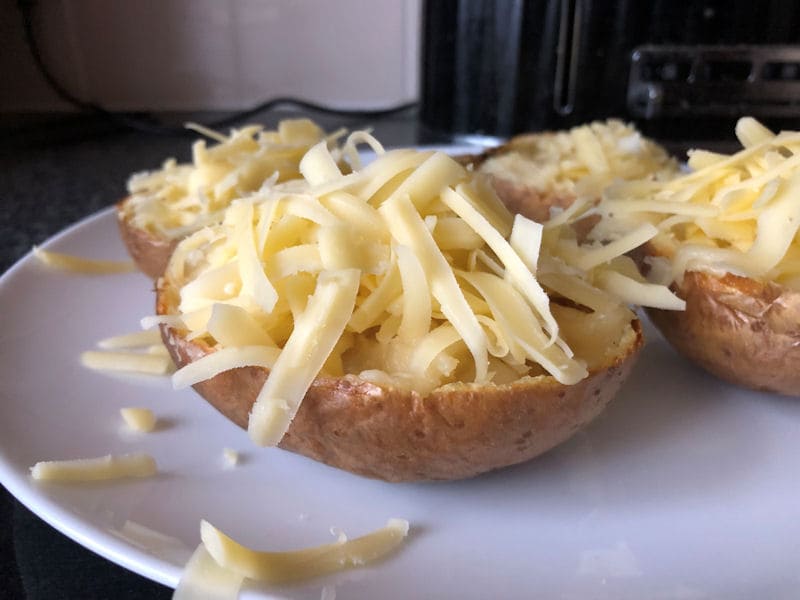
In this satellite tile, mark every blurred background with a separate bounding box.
[1,0,420,113]
[4,0,800,141]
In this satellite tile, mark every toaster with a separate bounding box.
[420,0,800,140]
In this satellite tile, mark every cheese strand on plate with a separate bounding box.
[173,544,243,600]
[33,247,136,274]
[200,518,409,583]
[30,453,157,482]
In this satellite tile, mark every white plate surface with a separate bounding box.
[1,207,800,600]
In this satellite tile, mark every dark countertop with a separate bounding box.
[0,109,430,599]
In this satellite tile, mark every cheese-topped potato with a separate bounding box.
[470,119,678,222]
[117,119,343,278]
[154,136,683,481]
[591,117,800,396]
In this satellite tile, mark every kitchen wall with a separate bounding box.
[0,0,421,112]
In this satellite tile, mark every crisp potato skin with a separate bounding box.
[116,198,177,279]
[647,270,800,396]
[157,280,643,482]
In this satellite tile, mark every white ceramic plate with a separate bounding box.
[2,208,800,600]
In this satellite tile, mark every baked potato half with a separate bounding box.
[151,138,671,482]
[470,120,677,222]
[117,197,178,279]
[645,267,800,396]
[117,119,337,278]
[593,117,800,396]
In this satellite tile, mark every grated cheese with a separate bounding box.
[478,119,678,202]
[141,315,186,329]
[221,448,240,468]
[594,270,686,310]
[98,329,163,349]
[30,453,157,482]
[205,303,274,347]
[248,269,360,446]
[394,244,432,341]
[199,518,409,583]
[735,117,775,148]
[591,117,800,287]
[173,543,243,600]
[441,185,559,344]
[120,407,157,433]
[33,247,136,274]
[230,202,278,315]
[300,140,343,186]
[575,224,659,271]
[122,119,332,240]
[160,137,676,445]
[172,346,280,389]
[509,214,544,273]
[379,193,489,382]
[342,130,385,170]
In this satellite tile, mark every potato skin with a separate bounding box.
[157,280,643,482]
[116,198,177,279]
[646,270,800,397]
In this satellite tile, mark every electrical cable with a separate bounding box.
[17,0,418,135]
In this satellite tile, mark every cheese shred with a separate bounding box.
[200,518,409,584]
[33,247,136,274]
[30,453,157,482]
[81,351,173,375]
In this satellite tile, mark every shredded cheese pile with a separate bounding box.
[122,119,339,239]
[161,134,681,447]
[479,119,678,200]
[589,117,800,289]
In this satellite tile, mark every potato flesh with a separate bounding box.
[339,305,628,393]
[551,304,632,368]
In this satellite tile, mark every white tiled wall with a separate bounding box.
[0,0,421,111]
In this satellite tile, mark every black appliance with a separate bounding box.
[420,0,800,140]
